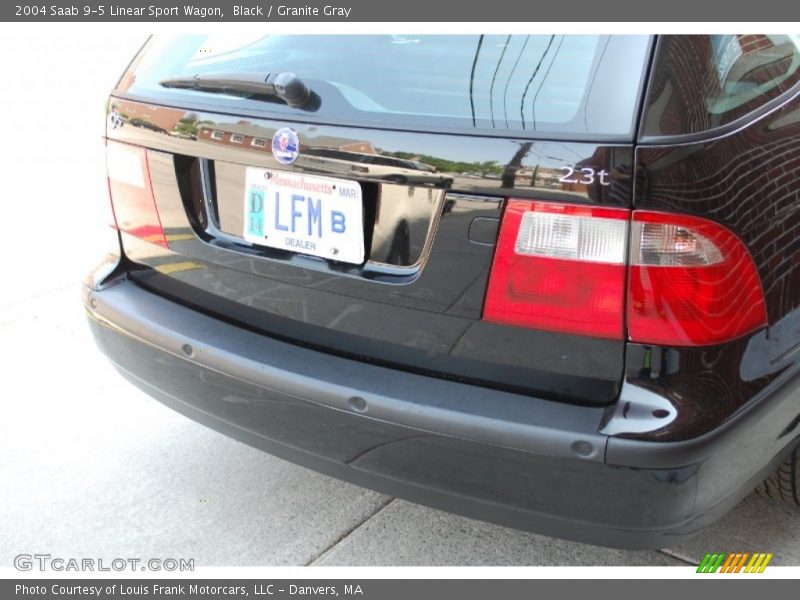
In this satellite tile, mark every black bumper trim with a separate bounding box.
[84,279,610,463]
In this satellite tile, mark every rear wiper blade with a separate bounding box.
[159,72,319,109]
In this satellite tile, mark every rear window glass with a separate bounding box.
[642,34,800,137]
[117,34,651,140]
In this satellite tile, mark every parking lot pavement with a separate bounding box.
[311,500,685,566]
[1,284,798,567]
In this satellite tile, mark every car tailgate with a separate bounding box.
[104,35,651,405]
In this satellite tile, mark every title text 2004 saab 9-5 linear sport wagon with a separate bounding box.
[85,34,800,549]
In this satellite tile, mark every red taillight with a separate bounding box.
[483,201,768,346]
[627,211,767,346]
[106,140,167,248]
[483,200,630,339]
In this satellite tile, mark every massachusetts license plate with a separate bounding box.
[242,168,364,264]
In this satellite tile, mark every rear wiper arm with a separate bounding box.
[159,72,318,109]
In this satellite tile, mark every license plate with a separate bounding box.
[242,168,364,264]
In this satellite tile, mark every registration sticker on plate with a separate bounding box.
[242,168,364,264]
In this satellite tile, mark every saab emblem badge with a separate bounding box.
[272,127,300,165]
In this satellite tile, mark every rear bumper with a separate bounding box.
[84,275,800,549]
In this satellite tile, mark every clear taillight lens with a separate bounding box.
[515,210,628,263]
[634,221,723,266]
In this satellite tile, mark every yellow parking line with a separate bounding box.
[154,261,204,275]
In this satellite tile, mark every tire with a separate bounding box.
[755,444,800,506]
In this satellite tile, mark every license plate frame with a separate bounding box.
[242,168,365,264]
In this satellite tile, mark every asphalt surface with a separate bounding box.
[1,31,799,569]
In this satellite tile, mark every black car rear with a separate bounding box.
[106,35,651,405]
[87,34,800,548]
